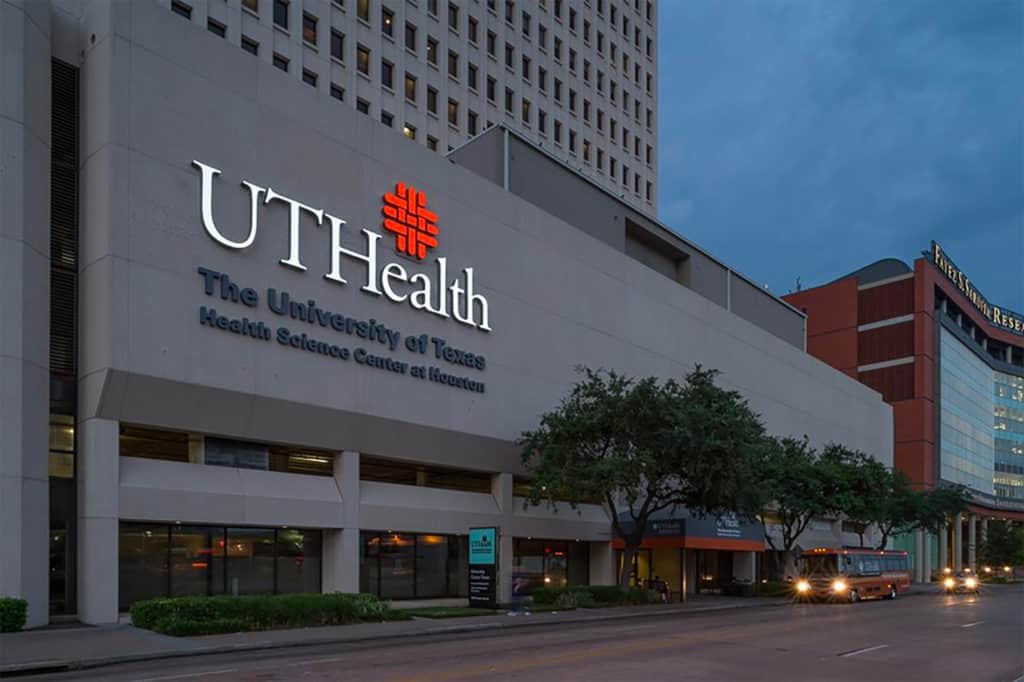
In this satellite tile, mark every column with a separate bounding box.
[733,552,756,583]
[938,520,949,572]
[913,530,925,583]
[0,0,52,629]
[952,513,963,572]
[967,514,977,571]
[323,451,360,593]
[588,542,616,586]
[77,417,120,624]
[980,517,988,546]
[492,473,514,605]
[922,532,932,582]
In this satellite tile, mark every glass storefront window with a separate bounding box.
[277,528,322,593]
[171,525,224,597]
[49,414,75,478]
[120,425,190,462]
[513,538,589,591]
[415,534,449,598]
[226,527,275,595]
[361,534,381,594]
[379,532,415,599]
[206,438,269,471]
[119,524,169,609]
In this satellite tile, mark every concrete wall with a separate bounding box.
[0,0,52,628]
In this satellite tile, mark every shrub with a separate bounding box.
[553,591,580,610]
[530,585,655,608]
[129,592,405,636]
[587,585,630,604]
[0,597,28,633]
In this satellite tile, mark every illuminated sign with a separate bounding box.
[193,160,491,332]
[468,527,497,609]
[382,183,438,260]
[930,242,1023,336]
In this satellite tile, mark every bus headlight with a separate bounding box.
[965,578,977,589]
[796,580,811,594]
[831,580,847,593]
[944,577,955,589]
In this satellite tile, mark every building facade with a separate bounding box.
[2,0,892,628]
[158,0,659,211]
[785,245,1024,582]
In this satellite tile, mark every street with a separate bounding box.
[35,586,1024,682]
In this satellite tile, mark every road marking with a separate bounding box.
[960,621,985,628]
[838,644,889,658]
[132,668,238,681]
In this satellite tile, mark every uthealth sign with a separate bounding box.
[192,160,492,332]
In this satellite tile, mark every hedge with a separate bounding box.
[0,597,28,633]
[129,593,408,636]
[530,585,660,607]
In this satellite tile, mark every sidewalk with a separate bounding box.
[0,595,788,676]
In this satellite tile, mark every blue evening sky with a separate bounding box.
[657,0,1023,311]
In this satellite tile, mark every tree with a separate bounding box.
[519,366,764,588]
[915,485,971,536]
[978,521,1024,568]
[753,436,837,572]
[821,444,892,548]
[870,471,922,550]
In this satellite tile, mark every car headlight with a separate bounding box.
[796,580,811,593]
[831,580,847,592]
[965,578,977,589]
[944,577,955,589]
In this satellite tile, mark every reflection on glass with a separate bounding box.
[119,523,168,610]
[379,533,415,599]
[171,526,224,597]
[361,533,380,594]
[227,527,275,595]
[415,534,448,598]
[277,529,322,593]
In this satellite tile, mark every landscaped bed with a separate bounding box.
[129,593,409,636]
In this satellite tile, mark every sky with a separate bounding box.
[657,0,1023,311]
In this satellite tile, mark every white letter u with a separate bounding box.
[192,160,266,249]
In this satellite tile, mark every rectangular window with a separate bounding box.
[381,110,394,127]
[302,12,317,44]
[505,87,514,113]
[646,144,653,165]
[583,98,590,122]
[403,123,416,139]
[554,78,562,102]
[468,110,478,135]
[427,136,438,151]
[538,67,547,92]
[569,6,577,30]
[382,7,394,37]
[646,181,652,201]
[487,31,497,57]
[405,73,417,101]
[538,24,547,49]
[427,86,438,113]
[569,89,576,113]
[538,109,547,134]
[405,22,417,51]
[505,0,515,24]
[486,76,496,102]
[302,68,318,87]
[381,59,394,89]
[428,0,438,15]
[357,0,369,22]
[468,16,478,43]
[331,29,344,61]
[207,18,226,38]
[273,0,288,29]
[272,52,289,72]
[597,148,604,170]
[427,37,439,65]
[569,129,576,152]
[330,83,344,101]
[522,11,531,36]
[468,63,478,90]
[171,0,192,19]
[242,0,258,12]
[448,50,459,79]
[357,98,370,114]
[505,43,514,68]
[554,119,562,144]
[521,98,530,124]
[241,35,259,55]
[522,55,531,81]
[554,36,562,61]
[447,98,459,127]
[448,2,459,31]
[357,44,370,75]
[583,138,591,162]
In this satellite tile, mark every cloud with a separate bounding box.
[658,0,1023,309]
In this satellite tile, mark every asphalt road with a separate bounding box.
[36,586,1024,682]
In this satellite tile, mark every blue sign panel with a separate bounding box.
[469,527,497,565]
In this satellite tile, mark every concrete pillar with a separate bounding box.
[77,417,120,624]
[323,451,359,593]
[967,514,977,571]
[922,532,932,582]
[938,521,949,571]
[0,0,52,629]
[953,513,963,572]
[492,473,514,604]
[980,517,988,546]
[733,552,756,583]
[588,542,616,586]
[913,530,924,583]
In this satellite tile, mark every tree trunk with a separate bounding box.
[619,544,638,589]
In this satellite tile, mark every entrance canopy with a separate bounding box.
[613,512,765,552]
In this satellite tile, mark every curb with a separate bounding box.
[0,599,787,677]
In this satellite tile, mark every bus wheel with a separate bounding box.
[849,589,860,603]
[888,586,897,600]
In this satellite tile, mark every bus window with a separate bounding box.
[840,555,855,574]
[860,558,881,576]
[801,555,838,575]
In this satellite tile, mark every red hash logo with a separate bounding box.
[382,183,438,260]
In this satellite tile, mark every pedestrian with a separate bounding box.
[654,575,670,603]
[507,573,531,616]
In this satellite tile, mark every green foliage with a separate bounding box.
[979,521,1024,568]
[0,597,28,632]
[129,593,406,636]
[529,585,656,607]
[520,366,765,586]
[822,444,893,547]
[916,485,971,533]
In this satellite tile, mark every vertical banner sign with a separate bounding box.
[468,527,498,609]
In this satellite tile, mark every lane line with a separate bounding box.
[839,644,889,658]
[131,669,239,682]
[960,621,985,628]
